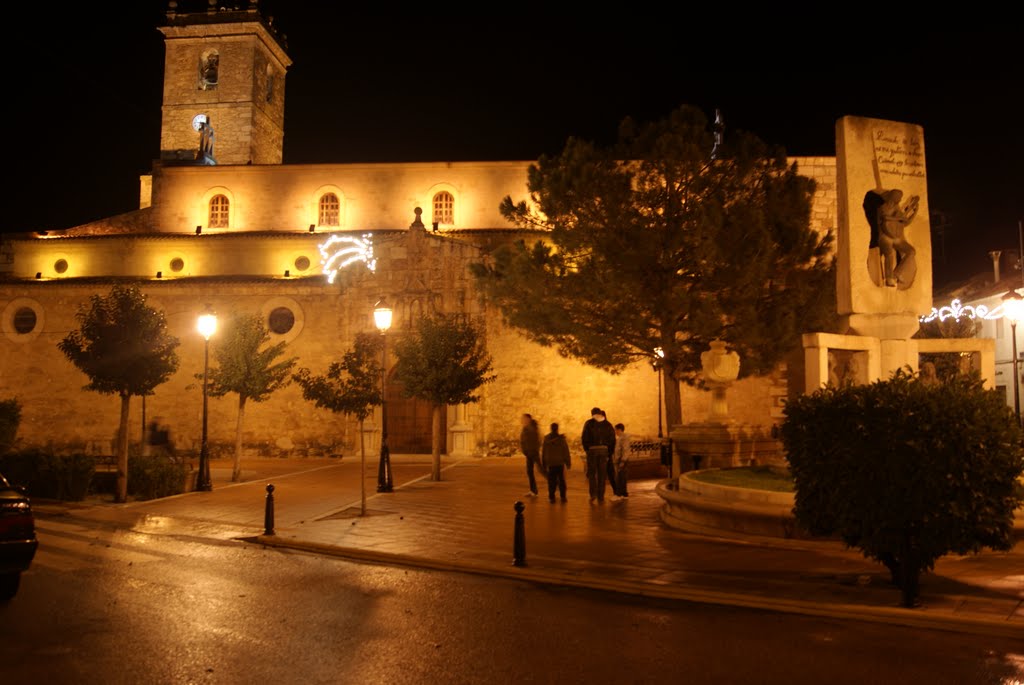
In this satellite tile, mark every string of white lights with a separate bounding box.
[920,298,1005,323]
[318,233,376,284]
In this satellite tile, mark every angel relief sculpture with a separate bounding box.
[864,187,920,288]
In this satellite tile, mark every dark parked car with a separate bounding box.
[0,472,37,600]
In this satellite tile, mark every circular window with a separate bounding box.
[268,307,295,335]
[54,259,68,274]
[170,257,185,273]
[13,307,37,334]
[294,256,311,272]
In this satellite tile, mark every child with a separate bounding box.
[612,423,631,498]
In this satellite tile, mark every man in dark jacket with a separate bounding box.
[581,407,616,503]
[519,414,541,497]
[541,423,571,503]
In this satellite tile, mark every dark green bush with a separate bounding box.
[0,449,95,501]
[0,398,22,454]
[128,454,187,500]
[782,371,1024,607]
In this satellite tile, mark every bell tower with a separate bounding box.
[158,0,291,165]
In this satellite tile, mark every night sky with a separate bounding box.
[5,3,1021,288]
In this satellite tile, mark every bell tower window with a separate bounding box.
[208,194,230,228]
[199,49,219,90]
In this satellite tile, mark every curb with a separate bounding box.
[246,535,1022,640]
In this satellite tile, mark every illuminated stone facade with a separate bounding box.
[0,7,837,458]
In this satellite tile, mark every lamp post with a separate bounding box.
[196,305,218,491]
[374,299,394,492]
[653,347,665,439]
[1001,289,1023,426]
[653,347,674,474]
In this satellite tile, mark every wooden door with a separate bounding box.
[385,376,443,454]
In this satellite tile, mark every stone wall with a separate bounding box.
[791,156,838,238]
[481,310,787,451]
[9,233,326,281]
[149,162,537,234]
[0,281,362,457]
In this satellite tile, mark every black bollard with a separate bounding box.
[377,444,394,493]
[512,500,526,567]
[264,483,275,536]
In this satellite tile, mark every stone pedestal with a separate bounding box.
[670,422,785,473]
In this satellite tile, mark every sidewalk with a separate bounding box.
[40,456,1024,638]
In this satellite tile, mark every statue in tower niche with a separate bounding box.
[199,50,219,90]
[197,118,215,163]
[864,187,919,288]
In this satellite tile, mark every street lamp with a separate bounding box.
[1001,289,1024,426]
[374,299,394,492]
[653,347,666,439]
[653,347,673,473]
[196,305,218,491]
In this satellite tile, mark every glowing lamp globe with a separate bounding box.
[373,300,393,332]
[197,310,218,340]
[1002,290,1024,324]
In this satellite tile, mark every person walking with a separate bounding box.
[581,407,616,504]
[519,413,542,497]
[611,422,631,498]
[541,423,571,503]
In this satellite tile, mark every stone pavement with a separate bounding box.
[38,455,1024,638]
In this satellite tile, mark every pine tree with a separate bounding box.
[471,105,834,428]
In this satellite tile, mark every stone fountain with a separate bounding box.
[669,340,782,472]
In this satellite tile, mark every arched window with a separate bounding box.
[208,194,230,228]
[432,191,454,226]
[266,64,275,102]
[318,193,340,227]
[199,49,219,90]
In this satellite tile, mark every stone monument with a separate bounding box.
[837,115,931,374]
[804,115,994,392]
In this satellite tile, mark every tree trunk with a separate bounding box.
[359,418,366,516]
[232,395,246,482]
[116,393,131,503]
[663,360,683,431]
[880,552,901,586]
[431,404,443,481]
[900,565,921,608]
[899,535,922,608]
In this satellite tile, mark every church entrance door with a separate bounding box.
[386,374,444,455]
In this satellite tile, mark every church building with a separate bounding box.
[0,4,837,460]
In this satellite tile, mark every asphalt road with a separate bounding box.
[1,514,1021,685]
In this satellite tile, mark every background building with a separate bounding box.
[0,5,837,459]
[927,248,1024,409]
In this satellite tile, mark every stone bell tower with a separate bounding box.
[158,0,291,165]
